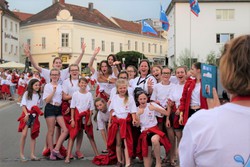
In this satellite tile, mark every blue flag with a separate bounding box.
[190,0,200,16]
[142,20,157,35]
[160,4,169,31]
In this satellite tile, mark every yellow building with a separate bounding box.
[19,0,167,71]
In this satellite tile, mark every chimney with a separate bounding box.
[52,0,58,4]
[88,2,94,12]
[59,0,65,4]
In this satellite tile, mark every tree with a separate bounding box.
[116,51,147,68]
[206,51,217,65]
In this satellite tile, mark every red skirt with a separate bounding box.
[2,84,10,94]
[17,86,26,96]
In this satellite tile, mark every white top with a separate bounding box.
[109,94,137,119]
[109,86,134,101]
[18,78,26,87]
[6,74,15,86]
[138,102,163,132]
[131,75,157,94]
[179,103,250,167]
[98,74,116,95]
[190,82,201,106]
[21,91,41,110]
[170,75,179,84]
[43,83,62,105]
[70,91,94,113]
[1,79,8,85]
[62,78,79,96]
[150,82,175,108]
[41,68,69,85]
[169,83,185,108]
[97,111,110,130]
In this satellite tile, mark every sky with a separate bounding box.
[7,0,171,21]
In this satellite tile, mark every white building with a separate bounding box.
[166,0,250,67]
[18,0,167,71]
[0,0,20,63]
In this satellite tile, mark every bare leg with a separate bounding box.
[54,116,68,151]
[152,134,162,167]
[20,126,28,159]
[123,139,131,166]
[167,127,176,164]
[45,117,56,151]
[75,130,83,152]
[143,146,152,167]
[87,134,99,156]
[116,129,122,163]
[65,138,75,163]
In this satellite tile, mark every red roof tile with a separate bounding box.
[13,11,33,21]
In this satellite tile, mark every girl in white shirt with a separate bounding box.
[93,98,110,154]
[43,69,68,160]
[18,79,42,161]
[65,77,98,163]
[17,73,27,104]
[108,79,137,167]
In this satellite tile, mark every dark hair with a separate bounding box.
[99,60,112,75]
[193,62,201,70]
[53,57,62,64]
[126,65,138,78]
[27,79,41,100]
[93,98,107,122]
[78,77,88,84]
[139,59,151,75]
[69,64,80,86]
[118,70,128,79]
[134,88,148,106]
[107,54,117,62]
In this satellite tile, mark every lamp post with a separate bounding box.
[122,57,125,70]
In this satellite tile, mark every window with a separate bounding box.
[102,40,105,51]
[216,33,234,43]
[120,43,123,51]
[154,44,157,53]
[111,42,114,53]
[42,37,46,49]
[80,37,84,48]
[10,22,13,31]
[81,63,90,74]
[10,45,13,53]
[15,24,18,33]
[142,42,144,52]
[148,43,151,53]
[128,40,130,50]
[15,46,18,55]
[135,41,138,51]
[5,43,7,53]
[216,9,235,20]
[91,39,95,50]
[4,19,7,29]
[61,33,69,47]
[160,45,162,54]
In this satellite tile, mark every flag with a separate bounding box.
[190,0,200,16]
[160,4,169,31]
[141,20,157,35]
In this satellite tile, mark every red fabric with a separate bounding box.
[69,108,94,139]
[11,74,19,84]
[136,126,171,159]
[179,79,208,125]
[108,115,133,157]
[90,79,96,86]
[61,101,71,131]
[98,91,109,102]
[42,144,67,157]
[92,153,117,165]
[95,85,100,98]
[1,84,10,94]
[17,86,26,96]
[17,106,43,139]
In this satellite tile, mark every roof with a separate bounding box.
[166,0,250,14]
[13,11,33,21]
[111,17,142,34]
[0,0,20,21]
[22,2,119,29]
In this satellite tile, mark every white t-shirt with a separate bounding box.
[43,83,62,105]
[62,78,79,96]
[179,103,250,167]
[138,102,163,132]
[97,111,110,130]
[190,82,201,106]
[131,75,157,94]
[109,94,137,119]
[21,91,41,110]
[70,91,94,112]
[150,82,175,108]
[98,74,116,95]
[18,78,26,87]
[169,83,185,108]
[170,75,179,84]
[41,68,69,85]
[1,79,8,85]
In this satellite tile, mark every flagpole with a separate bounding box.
[189,7,192,69]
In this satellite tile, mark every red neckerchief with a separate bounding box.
[231,96,250,102]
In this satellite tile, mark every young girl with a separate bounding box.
[1,73,10,100]
[108,79,137,167]
[94,98,110,154]
[126,65,138,87]
[65,77,98,163]
[17,73,27,104]
[135,91,171,167]
[43,69,68,160]
[18,79,43,161]
[151,65,162,83]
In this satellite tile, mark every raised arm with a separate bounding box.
[88,47,100,74]
[74,42,86,65]
[24,44,42,73]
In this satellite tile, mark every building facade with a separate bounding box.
[166,0,250,67]
[0,0,20,63]
[19,0,167,71]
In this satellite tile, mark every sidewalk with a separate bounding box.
[0,99,16,109]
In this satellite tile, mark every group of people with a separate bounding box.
[13,34,250,167]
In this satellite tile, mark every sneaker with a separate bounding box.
[52,149,64,159]
[49,153,56,160]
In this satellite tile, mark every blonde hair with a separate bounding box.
[116,79,129,105]
[219,35,250,96]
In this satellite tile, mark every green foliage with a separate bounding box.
[178,48,191,68]
[116,51,147,68]
[206,51,217,65]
